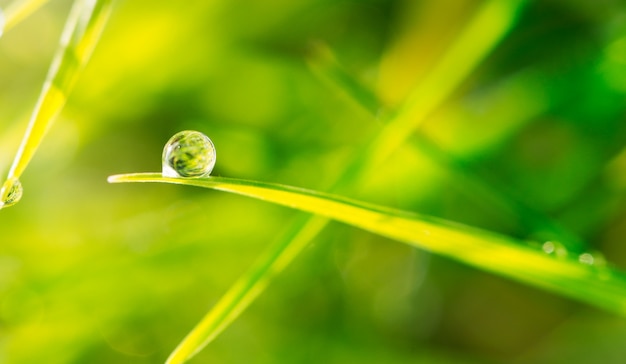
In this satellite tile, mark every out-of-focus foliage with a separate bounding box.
[2,0,626,363]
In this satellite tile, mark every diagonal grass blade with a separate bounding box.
[0,0,112,208]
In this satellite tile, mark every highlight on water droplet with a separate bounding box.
[0,178,23,209]
[162,130,216,178]
[542,241,568,258]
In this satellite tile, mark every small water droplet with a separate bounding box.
[162,130,216,178]
[578,251,613,279]
[542,241,568,258]
[542,241,555,254]
[0,178,23,208]
[578,252,594,265]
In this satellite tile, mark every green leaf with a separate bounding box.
[309,44,584,252]
[109,173,626,362]
[1,0,112,208]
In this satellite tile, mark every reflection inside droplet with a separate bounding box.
[162,130,216,178]
[0,178,23,208]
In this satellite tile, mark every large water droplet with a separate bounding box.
[0,178,23,208]
[162,130,216,178]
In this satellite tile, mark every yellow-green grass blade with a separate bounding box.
[357,0,526,178]
[7,0,112,179]
[308,43,585,252]
[1,0,111,201]
[2,0,50,34]
[0,0,112,207]
[109,173,626,319]
[166,214,328,363]
[138,1,526,362]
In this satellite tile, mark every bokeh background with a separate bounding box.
[2,0,626,362]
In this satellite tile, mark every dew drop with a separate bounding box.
[0,178,23,209]
[162,130,216,178]
[542,241,568,258]
[542,241,555,254]
[573,250,612,279]
[578,253,594,265]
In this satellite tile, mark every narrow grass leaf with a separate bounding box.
[109,173,626,360]
[0,0,112,207]
[355,0,527,179]
[166,214,328,364]
[309,43,584,252]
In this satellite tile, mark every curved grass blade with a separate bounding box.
[2,0,51,34]
[109,173,626,362]
[130,1,527,362]
[0,0,112,208]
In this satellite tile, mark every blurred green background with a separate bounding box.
[2,0,626,362]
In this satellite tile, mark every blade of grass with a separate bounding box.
[149,1,527,362]
[354,0,527,179]
[109,173,626,317]
[308,43,586,252]
[2,0,50,34]
[168,214,329,363]
[0,0,112,208]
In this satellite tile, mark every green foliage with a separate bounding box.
[3,0,626,363]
